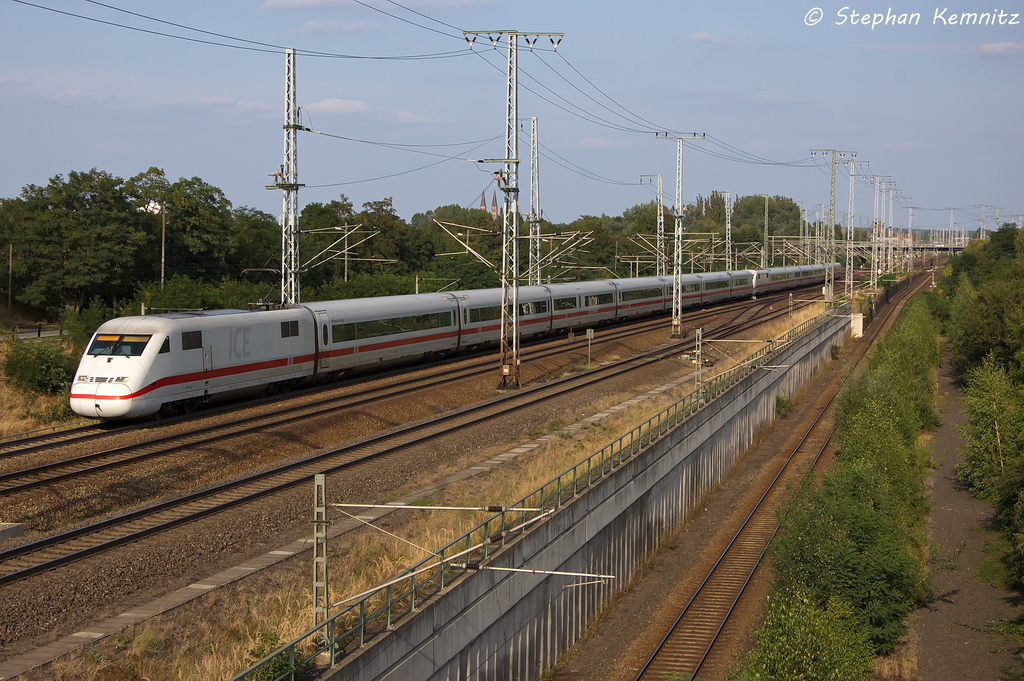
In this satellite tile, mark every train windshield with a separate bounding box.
[88,334,153,356]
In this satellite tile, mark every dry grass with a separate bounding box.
[33,308,832,681]
[0,341,88,438]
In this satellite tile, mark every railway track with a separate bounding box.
[0,295,812,588]
[633,274,931,681]
[0,289,792,465]
[0,291,804,498]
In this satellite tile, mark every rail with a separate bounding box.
[231,302,851,681]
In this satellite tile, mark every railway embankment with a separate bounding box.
[292,307,851,681]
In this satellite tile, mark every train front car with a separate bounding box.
[70,317,171,419]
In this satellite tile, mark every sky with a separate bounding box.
[0,0,1021,234]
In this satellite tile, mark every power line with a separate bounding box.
[303,136,497,189]
[304,127,503,160]
[12,0,472,60]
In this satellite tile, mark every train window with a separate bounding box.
[704,280,729,290]
[519,300,549,316]
[322,324,329,346]
[682,283,700,293]
[159,337,170,354]
[469,306,502,323]
[331,312,452,343]
[281,320,299,338]
[555,297,577,310]
[733,278,750,287]
[182,331,203,350]
[88,334,153,356]
[620,287,663,302]
[585,293,614,307]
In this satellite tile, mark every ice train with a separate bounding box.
[69,264,829,420]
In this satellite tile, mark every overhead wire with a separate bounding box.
[302,132,498,189]
[12,0,471,60]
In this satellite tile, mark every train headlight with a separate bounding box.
[78,375,88,382]
[115,377,128,383]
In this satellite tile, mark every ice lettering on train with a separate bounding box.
[230,327,251,359]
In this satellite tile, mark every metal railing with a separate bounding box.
[232,303,850,681]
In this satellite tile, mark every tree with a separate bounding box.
[4,169,149,312]
[228,206,280,273]
[164,176,234,281]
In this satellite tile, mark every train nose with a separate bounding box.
[70,381,134,419]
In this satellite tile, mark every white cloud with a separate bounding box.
[293,19,372,34]
[980,42,1024,55]
[305,98,372,113]
[689,31,727,43]
[49,89,109,103]
[391,110,430,123]
[144,95,274,112]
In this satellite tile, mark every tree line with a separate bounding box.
[0,167,826,320]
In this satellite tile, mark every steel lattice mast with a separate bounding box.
[266,48,304,305]
[500,32,521,387]
[465,31,562,388]
[811,148,856,303]
[523,117,542,286]
[846,159,856,301]
[656,133,704,337]
[640,175,665,276]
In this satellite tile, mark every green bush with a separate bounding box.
[771,459,928,653]
[244,631,298,681]
[1010,491,1024,588]
[728,588,874,681]
[737,296,937,674]
[2,334,78,395]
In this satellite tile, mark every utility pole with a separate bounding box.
[797,201,806,265]
[465,30,562,389]
[845,160,858,301]
[657,133,705,338]
[520,117,542,286]
[870,177,881,289]
[266,48,304,305]
[640,174,665,276]
[725,192,733,270]
[757,194,769,268]
[811,149,857,302]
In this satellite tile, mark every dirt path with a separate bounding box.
[915,352,1023,680]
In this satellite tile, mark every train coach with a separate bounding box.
[70,264,830,420]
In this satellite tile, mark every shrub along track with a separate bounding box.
[631,275,931,681]
[0,291,817,664]
[549,275,929,681]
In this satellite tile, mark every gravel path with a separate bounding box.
[916,352,1023,680]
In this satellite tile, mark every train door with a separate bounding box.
[315,311,330,373]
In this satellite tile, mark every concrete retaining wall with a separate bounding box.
[325,313,851,681]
